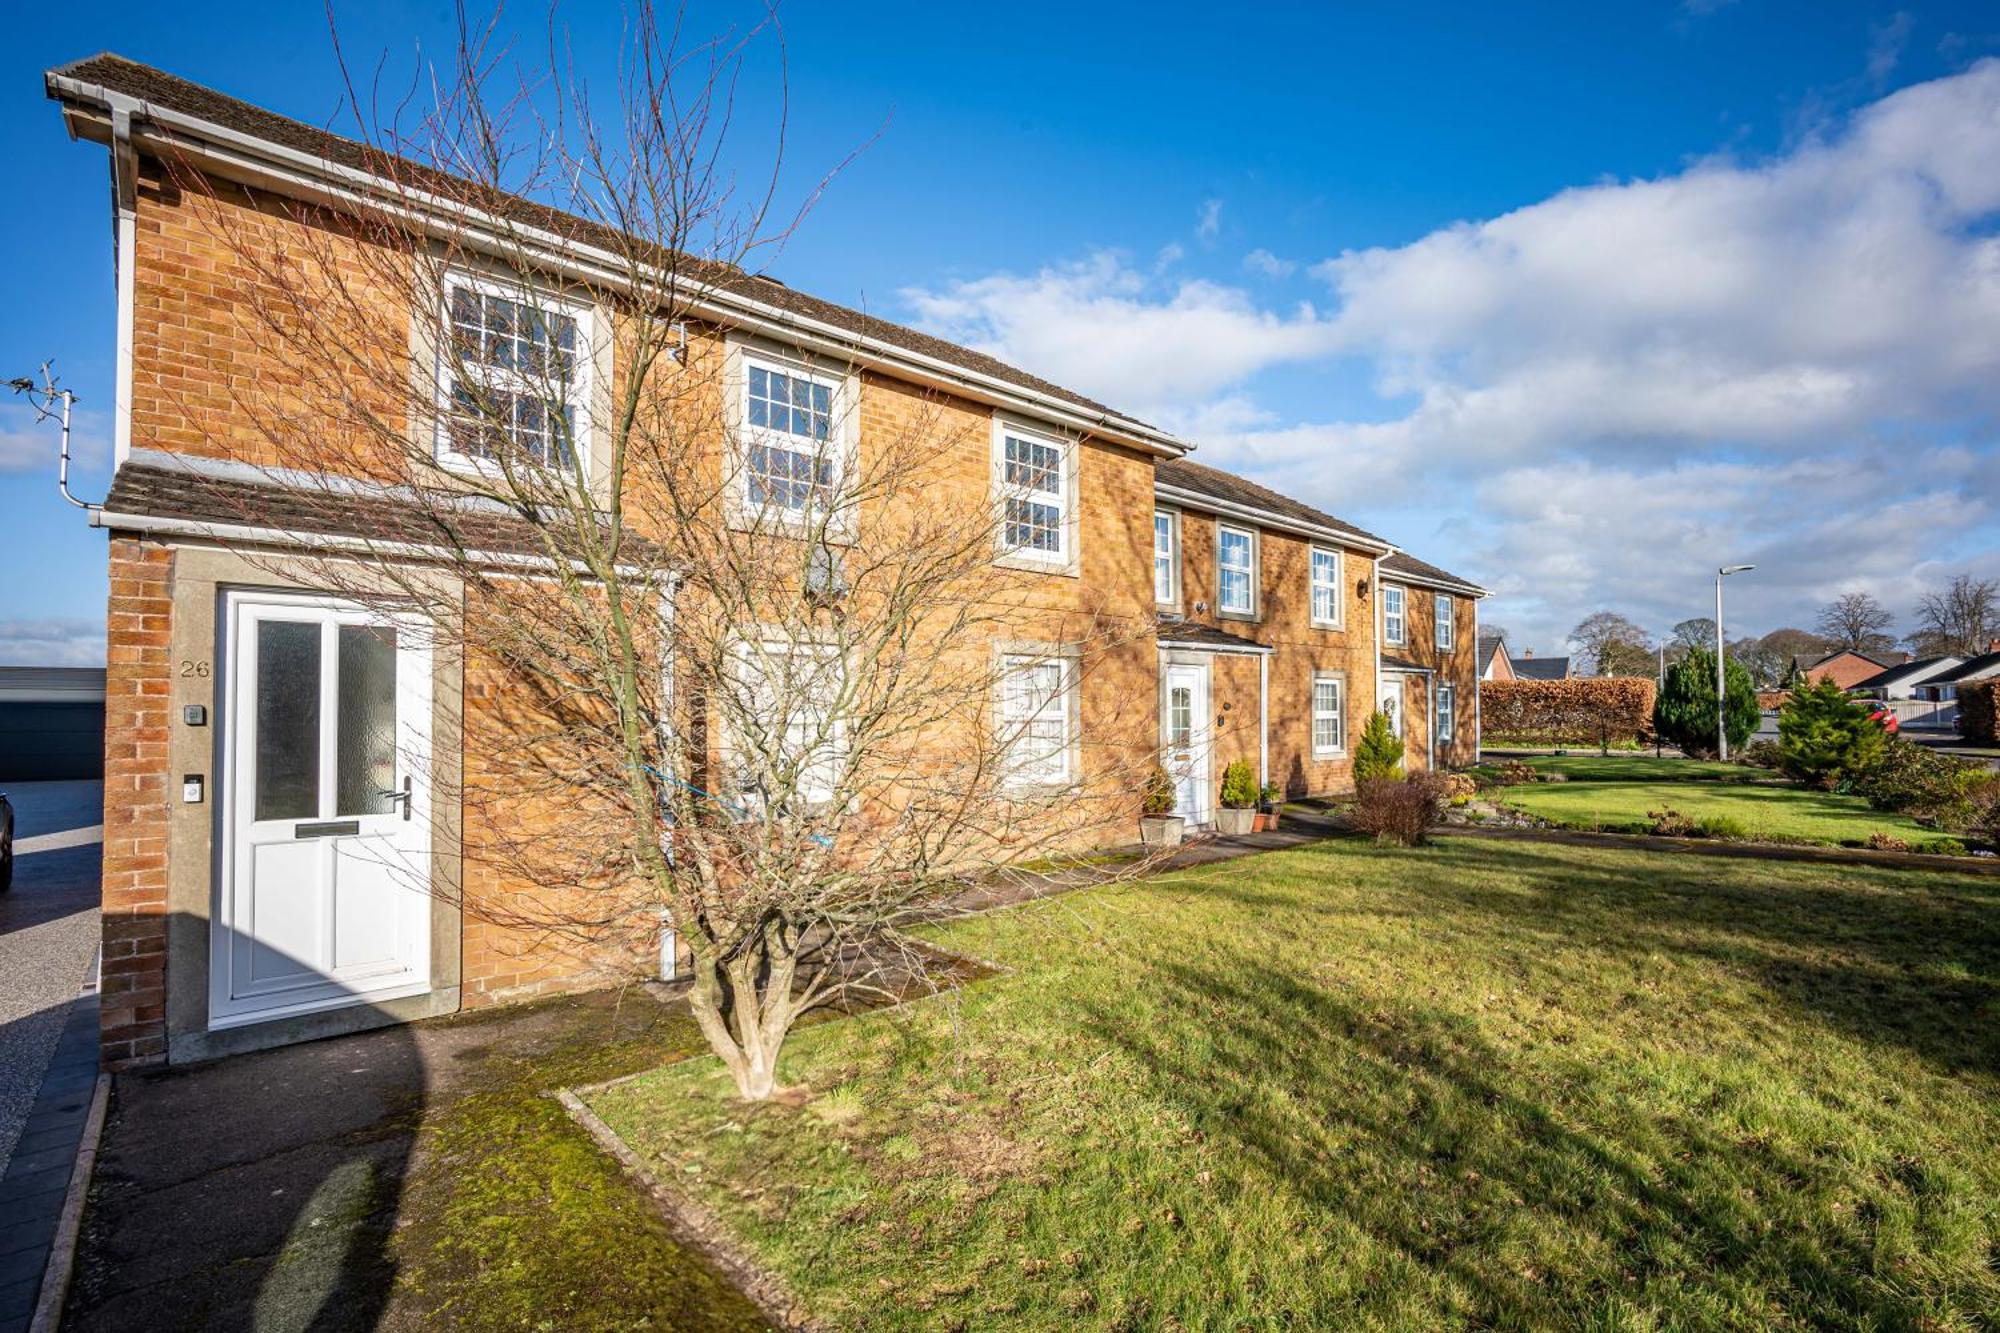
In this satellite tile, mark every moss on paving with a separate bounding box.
[588,838,2000,1330]
[383,999,769,1332]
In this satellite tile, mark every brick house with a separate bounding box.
[49,55,1485,1066]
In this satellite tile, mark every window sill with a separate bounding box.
[1311,619,1345,632]
[1312,748,1346,761]
[1217,608,1259,623]
[995,550,1080,578]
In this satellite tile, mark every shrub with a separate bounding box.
[1736,739,1783,770]
[1958,679,1999,745]
[1350,772,1450,846]
[1654,647,1760,759]
[1258,782,1282,810]
[1867,831,1912,852]
[1693,814,1749,840]
[1479,678,1657,749]
[1490,759,1540,787]
[1441,773,1478,801]
[1141,765,1177,817]
[1353,711,1405,781]
[1778,678,1888,790]
[1854,738,1995,830]
[1219,759,1258,810]
[1650,807,1747,839]
[1648,807,1694,837]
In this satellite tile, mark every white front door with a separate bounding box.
[1164,662,1211,824]
[213,592,433,1028]
[1379,675,1402,736]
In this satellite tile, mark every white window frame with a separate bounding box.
[1435,593,1454,650]
[1153,509,1180,606]
[1312,673,1346,757]
[435,270,596,477]
[730,342,855,534]
[1310,546,1344,629]
[998,650,1076,788]
[992,417,1077,572]
[1383,584,1406,646]
[1216,523,1258,618]
[1437,682,1455,742]
[728,636,847,811]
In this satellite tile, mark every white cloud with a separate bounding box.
[1242,248,1297,278]
[0,618,104,667]
[901,252,1337,408]
[1195,197,1223,241]
[0,401,110,474]
[900,61,2000,656]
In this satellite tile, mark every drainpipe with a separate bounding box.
[1257,651,1268,789]
[1473,598,1483,765]
[107,94,142,472]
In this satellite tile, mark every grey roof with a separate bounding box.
[1929,651,2000,685]
[1155,459,1389,548]
[104,460,661,566]
[1380,551,1487,597]
[1512,655,1572,680]
[1849,656,1961,692]
[47,53,1150,434]
[1156,620,1274,654]
[1477,634,1507,670]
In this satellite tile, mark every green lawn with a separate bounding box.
[588,839,2000,1330]
[1487,756,1961,850]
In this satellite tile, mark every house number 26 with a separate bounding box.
[179,659,211,679]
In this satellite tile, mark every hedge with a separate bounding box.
[1959,679,1999,745]
[1481,677,1657,747]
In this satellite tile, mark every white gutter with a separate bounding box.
[1153,482,1394,555]
[50,74,1190,460]
[1156,636,1274,656]
[90,508,656,580]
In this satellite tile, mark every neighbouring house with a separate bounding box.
[0,666,107,781]
[1850,656,1964,700]
[1512,650,1572,681]
[49,55,1486,1067]
[1792,649,1889,691]
[1378,552,1487,770]
[1478,634,1514,681]
[1924,644,2000,700]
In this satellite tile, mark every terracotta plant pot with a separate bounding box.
[1139,815,1185,848]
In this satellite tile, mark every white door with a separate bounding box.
[1379,676,1402,736]
[213,592,432,1028]
[1163,662,1211,824]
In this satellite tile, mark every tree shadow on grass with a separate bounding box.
[1074,947,1997,1329]
[1193,837,2000,1079]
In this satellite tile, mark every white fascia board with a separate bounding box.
[50,75,1190,460]
[1151,481,1395,555]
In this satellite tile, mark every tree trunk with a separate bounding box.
[685,936,799,1102]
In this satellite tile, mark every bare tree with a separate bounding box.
[1909,575,2000,658]
[1671,618,1716,652]
[1568,611,1653,677]
[145,6,1161,1100]
[1816,591,1896,655]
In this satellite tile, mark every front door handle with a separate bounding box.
[378,775,413,820]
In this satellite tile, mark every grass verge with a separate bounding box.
[586,838,2000,1330]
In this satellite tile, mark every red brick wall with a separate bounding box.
[100,537,174,1068]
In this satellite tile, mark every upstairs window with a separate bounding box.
[997,424,1070,563]
[743,358,841,519]
[1001,654,1072,785]
[441,276,590,472]
[1383,584,1406,645]
[1218,525,1256,616]
[1435,593,1454,649]
[1153,512,1179,604]
[1311,547,1343,628]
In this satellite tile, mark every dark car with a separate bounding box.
[0,791,12,891]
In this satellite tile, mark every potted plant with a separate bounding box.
[1256,782,1283,832]
[1216,759,1258,835]
[1139,765,1184,848]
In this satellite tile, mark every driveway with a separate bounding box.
[0,780,102,1176]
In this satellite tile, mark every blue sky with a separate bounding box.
[4,1,1998,663]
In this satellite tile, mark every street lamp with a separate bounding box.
[1715,564,1755,760]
